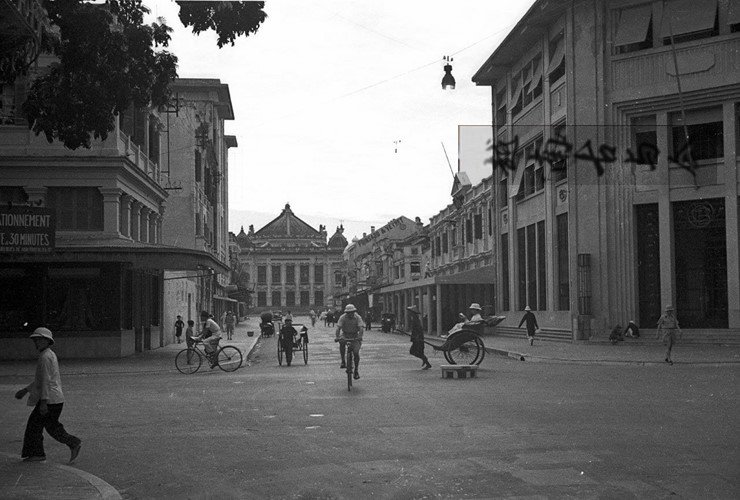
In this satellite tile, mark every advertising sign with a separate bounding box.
[0,206,55,253]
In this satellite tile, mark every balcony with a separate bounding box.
[610,35,740,103]
[117,129,160,184]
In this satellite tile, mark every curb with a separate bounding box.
[483,346,740,366]
[0,452,122,500]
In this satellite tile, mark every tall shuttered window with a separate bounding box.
[501,233,510,311]
[557,213,570,310]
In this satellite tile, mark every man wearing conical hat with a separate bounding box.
[14,328,82,463]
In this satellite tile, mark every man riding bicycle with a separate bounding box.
[335,304,364,379]
[191,311,222,369]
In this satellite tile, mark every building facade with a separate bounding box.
[472,0,740,340]
[0,57,230,358]
[235,204,347,313]
[160,78,238,337]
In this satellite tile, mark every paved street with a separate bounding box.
[1,317,739,499]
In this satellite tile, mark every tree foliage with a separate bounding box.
[177,1,267,48]
[12,0,266,150]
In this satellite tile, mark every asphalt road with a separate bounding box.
[2,320,738,499]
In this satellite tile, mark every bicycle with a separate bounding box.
[336,337,361,391]
[175,338,243,374]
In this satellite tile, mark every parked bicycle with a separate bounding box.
[175,338,243,374]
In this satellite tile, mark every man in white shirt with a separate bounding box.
[192,311,222,368]
[14,327,82,463]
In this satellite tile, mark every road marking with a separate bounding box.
[309,414,324,417]
[304,426,320,430]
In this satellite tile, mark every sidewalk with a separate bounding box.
[483,336,740,365]
[384,328,740,365]
[0,452,121,500]
[0,322,262,378]
[0,323,263,499]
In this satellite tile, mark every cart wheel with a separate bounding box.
[175,348,202,374]
[303,339,308,364]
[217,346,242,372]
[277,332,283,366]
[445,331,483,365]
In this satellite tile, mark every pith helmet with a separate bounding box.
[30,327,54,345]
[344,304,357,313]
[469,303,482,311]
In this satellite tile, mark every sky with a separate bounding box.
[146,0,536,241]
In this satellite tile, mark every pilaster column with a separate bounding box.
[130,201,142,242]
[100,188,123,236]
[150,213,160,244]
[157,204,165,244]
[140,208,150,243]
[24,186,47,207]
[120,194,132,238]
[436,283,443,336]
[656,111,675,310]
[723,102,739,327]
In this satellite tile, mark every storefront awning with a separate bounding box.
[0,245,231,275]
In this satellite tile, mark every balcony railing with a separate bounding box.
[118,129,160,184]
[611,35,740,100]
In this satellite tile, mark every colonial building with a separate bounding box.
[160,78,239,337]
[0,74,229,359]
[235,204,347,312]
[472,0,740,340]
[357,178,498,336]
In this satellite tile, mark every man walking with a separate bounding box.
[407,305,431,369]
[14,327,82,463]
[518,306,539,346]
[224,310,236,341]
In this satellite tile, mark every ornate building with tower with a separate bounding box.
[235,204,348,312]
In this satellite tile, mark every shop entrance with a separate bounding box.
[673,199,728,328]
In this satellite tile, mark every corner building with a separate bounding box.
[473,0,739,339]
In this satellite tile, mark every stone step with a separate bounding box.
[492,327,572,343]
[440,364,478,379]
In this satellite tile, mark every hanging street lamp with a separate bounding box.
[441,55,456,90]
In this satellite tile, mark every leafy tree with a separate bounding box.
[4,0,266,150]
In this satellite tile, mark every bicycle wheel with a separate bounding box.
[277,332,283,366]
[217,346,242,372]
[175,348,202,374]
[302,338,308,365]
[445,331,482,365]
[346,351,353,391]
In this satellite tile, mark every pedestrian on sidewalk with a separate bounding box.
[407,305,431,369]
[174,315,185,343]
[609,324,624,344]
[657,305,681,365]
[309,309,316,327]
[518,306,539,346]
[14,328,82,464]
[224,310,236,340]
[365,310,373,331]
